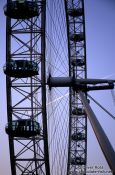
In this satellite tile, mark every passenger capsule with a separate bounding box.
[4,0,39,19]
[71,132,85,141]
[70,33,84,42]
[5,119,40,137]
[72,107,85,115]
[71,58,85,66]
[3,60,39,78]
[68,8,83,17]
[71,157,86,165]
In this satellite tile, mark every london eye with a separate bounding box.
[2,0,115,175]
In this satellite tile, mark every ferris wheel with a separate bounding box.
[3,0,115,175]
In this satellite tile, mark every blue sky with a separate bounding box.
[0,0,115,174]
[85,0,115,174]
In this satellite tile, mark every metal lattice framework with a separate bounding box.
[65,0,87,174]
[5,0,50,174]
[4,0,115,175]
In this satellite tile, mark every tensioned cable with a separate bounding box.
[47,90,69,173]
[46,0,68,54]
[49,98,69,174]
[46,0,69,174]
[46,2,68,74]
[46,33,68,75]
[46,31,68,76]
[88,93,115,120]
[46,30,67,76]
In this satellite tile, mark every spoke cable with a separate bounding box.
[88,93,115,120]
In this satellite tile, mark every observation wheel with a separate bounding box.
[3,0,115,175]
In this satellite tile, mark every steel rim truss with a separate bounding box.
[65,0,87,174]
[5,0,50,175]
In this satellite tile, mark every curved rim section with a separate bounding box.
[4,0,50,174]
[64,0,87,174]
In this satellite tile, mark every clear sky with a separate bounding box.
[0,0,115,175]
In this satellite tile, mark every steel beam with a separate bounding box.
[48,77,115,87]
[41,0,50,174]
[79,91,115,174]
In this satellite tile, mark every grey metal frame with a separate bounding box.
[5,0,50,175]
[64,0,87,174]
[79,91,115,175]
